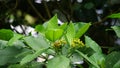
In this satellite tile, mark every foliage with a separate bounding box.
[0,0,120,67]
[0,15,98,68]
[0,15,120,68]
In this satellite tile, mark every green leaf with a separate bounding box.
[75,23,91,38]
[76,50,100,68]
[113,60,120,68]
[84,2,94,9]
[47,55,70,68]
[90,53,105,68]
[20,48,48,65]
[45,29,64,42]
[0,46,23,66]
[0,29,13,41]
[59,23,67,30]
[85,36,102,53]
[35,25,45,33]
[30,62,44,68]
[111,26,120,38]
[108,13,120,18]
[8,33,23,46]
[46,14,58,29]
[24,35,49,51]
[15,48,32,58]
[66,22,75,45]
[105,51,120,68]
[70,53,83,64]
[8,64,26,68]
[0,40,8,49]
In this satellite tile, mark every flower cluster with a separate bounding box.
[53,40,66,48]
[71,38,85,48]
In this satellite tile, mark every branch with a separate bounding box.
[93,8,120,26]
[27,0,46,21]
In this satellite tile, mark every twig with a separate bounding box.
[27,0,46,21]
[56,1,71,22]
[43,1,51,18]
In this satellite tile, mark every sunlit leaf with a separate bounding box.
[46,14,58,29]
[45,29,64,42]
[35,25,45,33]
[108,13,120,18]
[85,36,102,53]
[75,23,91,38]
[66,22,75,45]
[59,23,67,30]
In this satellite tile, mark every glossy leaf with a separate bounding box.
[111,26,120,38]
[85,36,102,53]
[47,55,70,68]
[0,29,13,41]
[75,23,91,38]
[45,29,64,41]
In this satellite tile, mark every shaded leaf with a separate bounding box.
[111,26,120,38]
[113,60,120,68]
[90,53,105,68]
[0,40,7,49]
[47,55,70,68]
[0,29,13,41]
[0,46,23,66]
[20,48,48,65]
[76,50,100,68]
[105,51,120,68]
